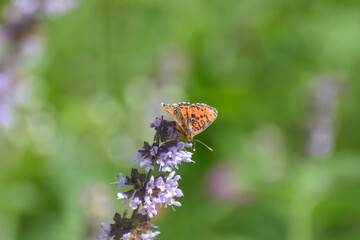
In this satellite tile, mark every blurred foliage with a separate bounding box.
[1,0,360,240]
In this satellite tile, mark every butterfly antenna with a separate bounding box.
[193,139,213,151]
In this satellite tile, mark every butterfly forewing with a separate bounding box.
[188,103,218,136]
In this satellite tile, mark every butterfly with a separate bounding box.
[162,102,218,150]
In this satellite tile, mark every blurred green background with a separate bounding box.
[1,0,360,240]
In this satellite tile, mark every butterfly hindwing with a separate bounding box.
[162,102,191,138]
[177,102,190,122]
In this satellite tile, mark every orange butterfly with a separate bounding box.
[162,102,218,150]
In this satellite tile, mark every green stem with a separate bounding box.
[131,207,139,219]
[130,168,153,220]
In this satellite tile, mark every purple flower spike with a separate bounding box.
[150,116,179,142]
[99,116,203,240]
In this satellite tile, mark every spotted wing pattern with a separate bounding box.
[162,102,217,140]
[188,103,218,136]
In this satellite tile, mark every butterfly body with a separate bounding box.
[162,102,218,142]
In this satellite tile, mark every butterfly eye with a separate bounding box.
[187,138,193,143]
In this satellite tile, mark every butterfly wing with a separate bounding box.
[162,102,192,138]
[188,103,218,136]
[177,102,190,123]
